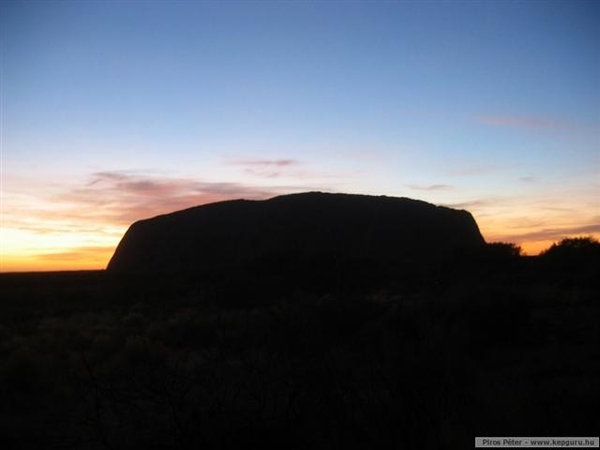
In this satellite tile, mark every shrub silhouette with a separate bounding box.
[486,242,522,258]
[541,236,600,258]
[539,236,600,286]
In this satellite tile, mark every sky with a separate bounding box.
[1,0,599,272]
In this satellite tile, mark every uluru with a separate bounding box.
[106,192,485,279]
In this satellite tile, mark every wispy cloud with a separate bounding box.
[441,198,496,210]
[224,157,352,181]
[4,171,291,239]
[227,158,299,167]
[226,158,301,178]
[498,221,600,243]
[473,115,563,129]
[406,184,453,191]
[518,176,538,183]
[60,171,284,226]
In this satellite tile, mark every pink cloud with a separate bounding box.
[227,158,300,167]
[441,199,494,210]
[48,171,328,227]
[495,222,600,243]
[224,157,352,180]
[406,184,453,191]
[225,158,302,178]
[59,172,286,225]
[6,169,337,241]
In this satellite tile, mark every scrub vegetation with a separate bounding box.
[0,238,598,449]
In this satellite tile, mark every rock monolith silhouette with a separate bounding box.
[107,192,485,278]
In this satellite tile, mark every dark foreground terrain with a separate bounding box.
[0,240,598,449]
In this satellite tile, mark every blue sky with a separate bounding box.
[1,0,599,270]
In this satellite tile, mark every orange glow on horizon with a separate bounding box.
[1,251,113,273]
[4,233,597,273]
[519,240,554,256]
[1,227,121,272]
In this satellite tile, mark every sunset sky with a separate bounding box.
[1,0,599,272]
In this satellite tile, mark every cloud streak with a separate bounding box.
[406,184,453,191]
[497,221,600,244]
[226,158,300,167]
[518,176,538,183]
[473,115,563,129]
[225,158,301,178]
[59,171,287,226]
[441,198,497,210]
[224,157,353,181]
